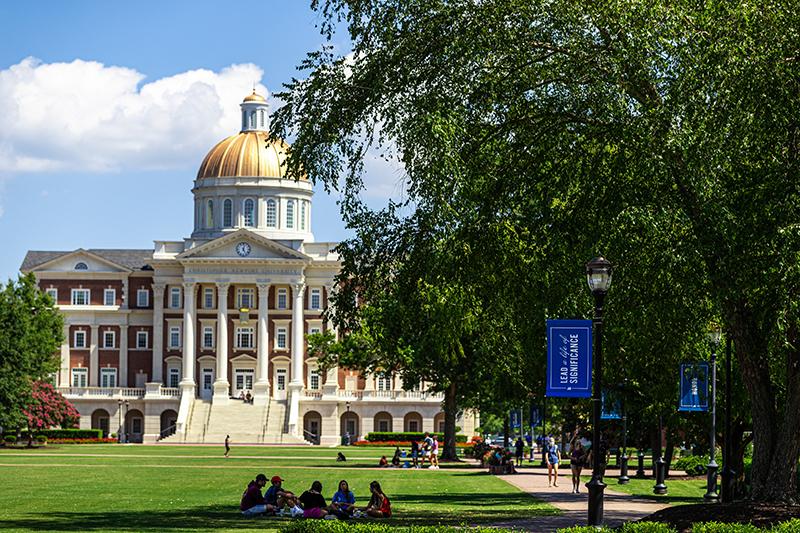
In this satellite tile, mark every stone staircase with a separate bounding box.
[160,397,312,445]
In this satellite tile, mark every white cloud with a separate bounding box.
[0,58,269,173]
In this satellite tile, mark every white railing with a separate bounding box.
[161,387,181,397]
[58,386,178,399]
[304,390,322,398]
[334,389,444,401]
[337,390,363,399]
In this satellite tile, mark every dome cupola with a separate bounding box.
[240,90,269,132]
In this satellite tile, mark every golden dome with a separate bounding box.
[196,131,307,180]
[243,91,266,102]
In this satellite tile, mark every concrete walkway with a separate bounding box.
[477,466,669,532]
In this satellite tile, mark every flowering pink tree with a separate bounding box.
[22,381,80,446]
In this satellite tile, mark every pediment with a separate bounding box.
[230,353,258,364]
[28,249,132,274]
[178,229,310,263]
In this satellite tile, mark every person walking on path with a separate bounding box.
[545,437,561,487]
[429,436,440,469]
[569,438,587,493]
[225,435,231,458]
[411,439,420,468]
[515,437,525,467]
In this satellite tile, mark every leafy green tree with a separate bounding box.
[276,0,800,501]
[0,273,64,429]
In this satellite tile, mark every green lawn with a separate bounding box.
[0,445,557,533]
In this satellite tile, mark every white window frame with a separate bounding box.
[204,287,214,309]
[136,331,148,349]
[237,288,254,309]
[266,199,277,227]
[276,326,287,350]
[170,287,181,309]
[223,198,233,227]
[206,199,214,228]
[243,198,255,227]
[376,373,391,391]
[277,288,287,309]
[74,330,87,348]
[45,288,58,302]
[100,367,117,388]
[286,199,294,229]
[203,327,214,349]
[168,368,180,388]
[169,326,181,349]
[103,330,115,349]
[236,327,254,349]
[310,288,321,310]
[104,289,116,306]
[71,367,88,387]
[71,289,90,306]
[276,368,287,391]
[137,289,149,307]
[309,368,320,390]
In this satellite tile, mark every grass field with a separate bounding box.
[0,444,557,533]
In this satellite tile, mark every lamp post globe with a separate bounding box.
[585,255,612,527]
[704,326,722,501]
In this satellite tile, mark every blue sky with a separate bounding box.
[0,1,403,282]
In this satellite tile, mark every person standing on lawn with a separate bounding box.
[545,437,561,487]
[429,435,440,469]
[423,432,434,467]
[240,474,277,516]
[515,437,525,466]
[225,435,231,458]
[411,438,420,468]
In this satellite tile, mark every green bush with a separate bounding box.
[366,432,467,443]
[20,429,102,440]
[675,455,708,475]
[3,435,16,444]
[555,523,678,533]
[771,519,800,533]
[35,435,47,443]
[692,523,762,533]
[281,520,518,533]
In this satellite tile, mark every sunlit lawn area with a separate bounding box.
[0,444,557,533]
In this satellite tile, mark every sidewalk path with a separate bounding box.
[476,466,669,532]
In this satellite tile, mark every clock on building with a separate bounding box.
[236,242,251,257]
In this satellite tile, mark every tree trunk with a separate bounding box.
[664,439,676,478]
[503,414,510,448]
[441,381,459,461]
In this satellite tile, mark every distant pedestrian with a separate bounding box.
[569,438,587,493]
[411,439,420,468]
[545,437,561,487]
[423,432,434,467]
[225,435,231,458]
[515,437,524,466]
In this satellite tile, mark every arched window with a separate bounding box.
[300,201,306,230]
[75,262,88,270]
[223,199,232,227]
[250,111,256,128]
[244,198,255,227]
[260,110,265,129]
[266,199,277,227]
[286,199,294,229]
[206,199,214,228]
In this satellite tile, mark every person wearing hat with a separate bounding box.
[265,475,303,517]
[240,474,277,516]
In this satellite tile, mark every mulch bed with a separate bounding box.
[636,503,800,532]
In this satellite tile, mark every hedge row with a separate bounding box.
[366,432,467,443]
[278,519,800,533]
[353,440,470,449]
[13,429,103,439]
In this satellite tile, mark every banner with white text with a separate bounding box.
[679,362,710,411]
[546,319,593,398]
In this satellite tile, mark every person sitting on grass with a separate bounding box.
[359,480,391,518]
[298,480,329,519]
[240,474,277,516]
[337,452,347,462]
[265,475,303,517]
[378,455,388,468]
[330,479,356,518]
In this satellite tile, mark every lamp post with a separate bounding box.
[653,415,667,494]
[720,337,735,502]
[117,399,123,443]
[618,376,630,484]
[346,401,351,445]
[585,256,612,527]
[124,399,130,444]
[704,326,722,501]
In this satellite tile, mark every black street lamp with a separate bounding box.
[117,399,123,444]
[704,326,722,501]
[653,415,667,494]
[618,376,630,484]
[720,337,735,502]
[585,256,612,527]
[124,399,130,444]
[346,401,351,446]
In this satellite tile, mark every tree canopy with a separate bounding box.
[275,0,800,501]
[0,273,64,429]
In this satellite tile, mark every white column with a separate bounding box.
[322,283,339,398]
[59,324,70,387]
[152,284,165,383]
[180,282,197,394]
[89,325,99,387]
[287,281,306,435]
[213,283,230,403]
[122,277,129,309]
[253,282,271,405]
[119,325,129,388]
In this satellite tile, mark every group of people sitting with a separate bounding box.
[241,475,391,519]
[235,391,252,403]
[379,432,440,469]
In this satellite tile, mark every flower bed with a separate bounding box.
[352,440,471,448]
[45,438,119,444]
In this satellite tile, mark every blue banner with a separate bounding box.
[546,319,593,397]
[601,389,622,419]
[679,362,709,411]
[529,405,543,427]
[509,410,521,429]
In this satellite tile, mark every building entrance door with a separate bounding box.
[274,368,287,400]
[234,369,254,398]
[201,368,214,399]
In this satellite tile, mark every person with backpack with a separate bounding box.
[545,437,561,487]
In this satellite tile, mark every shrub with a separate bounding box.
[19,429,102,440]
[281,519,519,533]
[3,435,16,444]
[692,523,761,533]
[35,435,47,443]
[675,455,708,476]
[366,432,468,443]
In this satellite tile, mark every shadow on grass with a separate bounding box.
[0,493,559,532]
